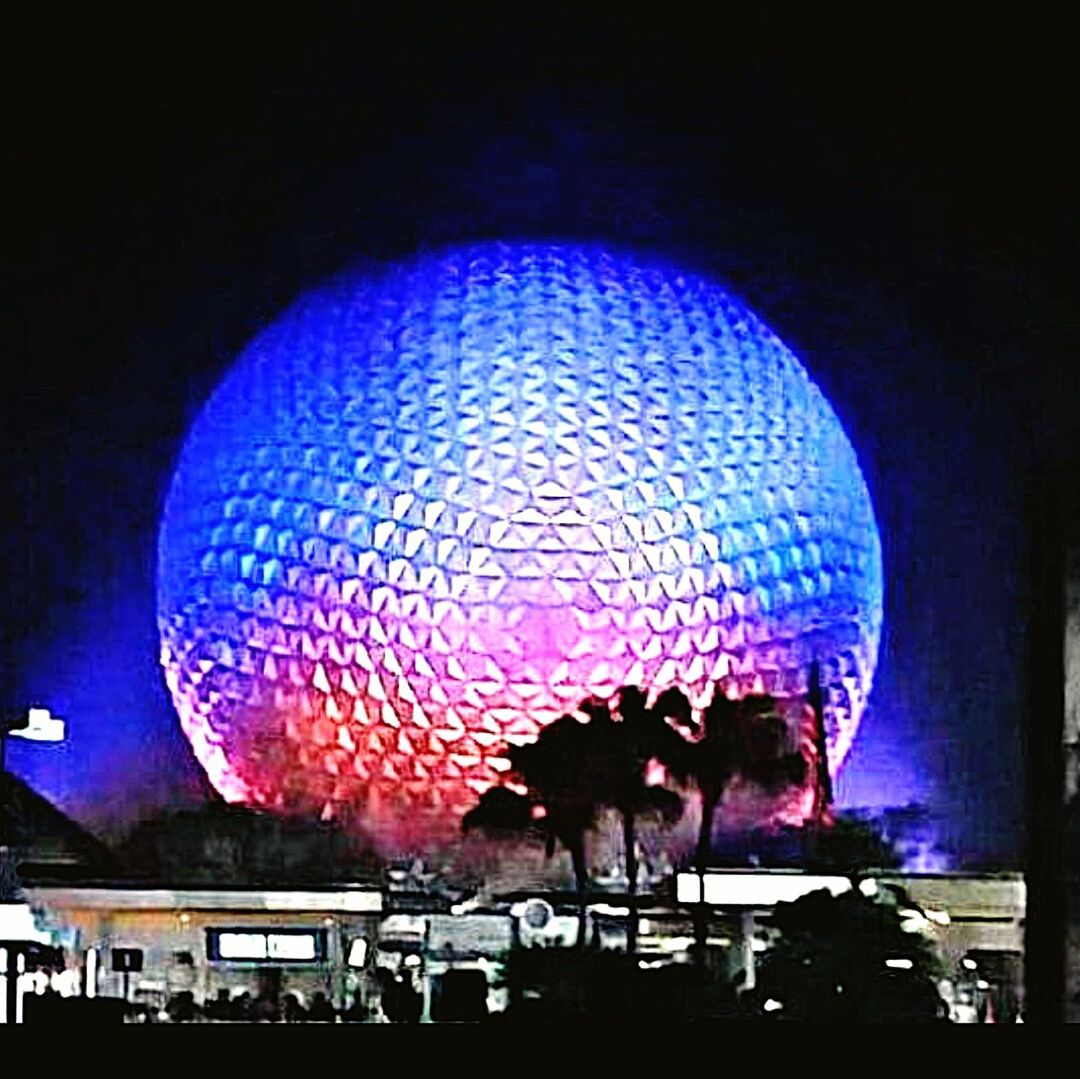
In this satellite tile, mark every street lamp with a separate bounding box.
[1,707,66,793]
[1,707,67,895]
[3,708,65,751]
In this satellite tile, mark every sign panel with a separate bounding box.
[675,871,852,908]
[216,933,267,960]
[206,928,326,964]
[267,934,316,961]
[111,948,143,973]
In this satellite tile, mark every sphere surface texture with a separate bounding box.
[159,243,883,847]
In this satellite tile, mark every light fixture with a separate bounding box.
[347,938,369,969]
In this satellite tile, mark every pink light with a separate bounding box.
[158,243,883,852]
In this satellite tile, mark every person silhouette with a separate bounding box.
[308,991,336,1022]
[205,988,233,1021]
[282,993,307,1023]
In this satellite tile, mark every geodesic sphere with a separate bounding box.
[158,242,883,849]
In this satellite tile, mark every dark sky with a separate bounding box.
[2,8,1077,862]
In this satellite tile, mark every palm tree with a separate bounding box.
[619,783,684,953]
[678,690,809,957]
[512,713,609,947]
[481,712,606,947]
[464,692,687,953]
[459,784,539,1010]
[687,692,809,867]
[607,687,692,953]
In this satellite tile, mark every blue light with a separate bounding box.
[158,241,883,844]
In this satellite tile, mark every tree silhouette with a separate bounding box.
[751,885,948,1022]
[604,687,690,952]
[672,689,809,956]
[463,682,810,957]
[707,813,902,872]
[464,692,687,951]
[115,804,382,885]
[464,712,602,946]
[511,711,606,947]
[670,691,809,871]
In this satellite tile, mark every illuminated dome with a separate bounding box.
[158,242,883,849]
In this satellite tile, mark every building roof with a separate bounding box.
[1,773,116,882]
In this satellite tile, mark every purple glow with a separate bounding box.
[158,242,883,848]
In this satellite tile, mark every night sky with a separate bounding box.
[3,9,1076,864]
